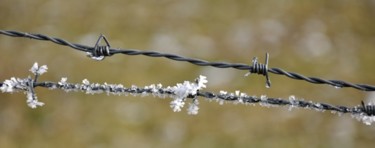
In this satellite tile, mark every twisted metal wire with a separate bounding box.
[26,81,365,115]
[1,30,375,91]
[0,78,367,115]
[0,63,374,123]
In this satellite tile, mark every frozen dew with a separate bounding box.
[187,99,199,115]
[219,91,227,95]
[218,99,225,105]
[26,91,44,109]
[1,77,19,93]
[38,65,48,75]
[260,95,267,101]
[131,85,138,91]
[170,98,185,112]
[148,84,158,93]
[259,95,270,107]
[288,95,297,111]
[29,62,48,75]
[86,52,105,61]
[288,95,295,102]
[26,99,45,109]
[48,84,57,90]
[29,62,39,75]
[240,92,247,97]
[239,98,245,104]
[1,63,50,108]
[173,81,193,98]
[80,79,96,95]
[196,75,208,89]
[234,91,244,104]
[58,77,68,85]
[235,90,240,96]
[265,83,271,88]
[168,75,207,114]
[329,109,342,116]
[305,101,314,110]
[82,79,90,85]
[334,86,341,89]
[330,110,338,115]
[5,64,212,112]
[352,114,375,125]
[156,83,162,89]
[314,103,324,112]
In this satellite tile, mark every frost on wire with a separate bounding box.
[1,63,375,125]
[1,62,46,108]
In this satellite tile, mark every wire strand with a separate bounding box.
[1,63,375,125]
[1,30,375,91]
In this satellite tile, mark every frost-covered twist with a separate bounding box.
[1,63,47,108]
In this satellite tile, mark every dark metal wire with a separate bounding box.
[30,81,364,115]
[1,30,375,91]
[361,101,375,116]
[0,73,373,116]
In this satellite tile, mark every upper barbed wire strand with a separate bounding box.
[1,30,375,91]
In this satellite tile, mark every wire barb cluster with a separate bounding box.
[87,34,112,60]
[1,30,375,91]
[361,101,375,116]
[246,53,271,88]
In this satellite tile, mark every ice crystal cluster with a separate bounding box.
[1,63,46,108]
[55,75,207,114]
[352,113,375,125]
[169,75,207,114]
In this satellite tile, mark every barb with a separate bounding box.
[87,34,112,60]
[1,30,375,91]
[246,53,271,88]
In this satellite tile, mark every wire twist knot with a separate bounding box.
[361,101,375,116]
[87,34,112,61]
[248,53,271,88]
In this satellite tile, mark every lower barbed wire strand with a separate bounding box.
[1,75,374,125]
[30,81,363,115]
[1,30,375,91]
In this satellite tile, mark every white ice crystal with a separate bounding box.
[82,79,90,85]
[174,81,193,98]
[1,63,47,108]
[26,91,44,109]
[196,75,208,89]
[352,113,375,125]
[58,77,68,85]
[170,98,185,112]
[169,75,208,114]
[1,77,19,93]
[187,99,199,115]
[29,62,48,75]
[219,91,227,95]
[87,52,105,61]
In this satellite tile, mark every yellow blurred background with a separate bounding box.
[1,0,375,147]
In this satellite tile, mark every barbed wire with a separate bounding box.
[1,30,374,91]
[1,62,375,125]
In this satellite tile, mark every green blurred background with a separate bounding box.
[1,0,375,147]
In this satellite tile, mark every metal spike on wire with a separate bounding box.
[1,30,375,91]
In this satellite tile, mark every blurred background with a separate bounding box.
[1,0,375,147]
